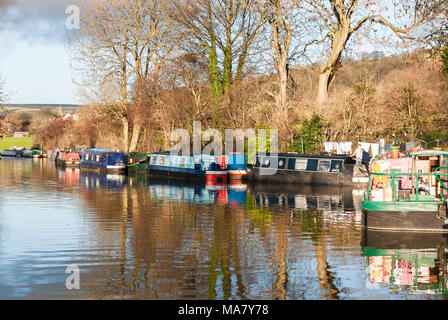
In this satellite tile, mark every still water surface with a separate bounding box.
[0,158,447,299]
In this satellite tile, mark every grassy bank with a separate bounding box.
[0,137,33,151]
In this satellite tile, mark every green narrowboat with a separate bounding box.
[362,150,448,232]
[125,152,149,174]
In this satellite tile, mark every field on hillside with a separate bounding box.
[0,137,34,151]
[2,105,79,114]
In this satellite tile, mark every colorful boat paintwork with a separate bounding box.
[362,150,448,232]
[80,149,126,172]
[56,151,81,167]
[147,153,228,184]
[249,153,369,187]
[221,153,248,180]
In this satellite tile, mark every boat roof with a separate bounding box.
[410,150,448,156]
[257,153,351,160]
[88,148,109,152]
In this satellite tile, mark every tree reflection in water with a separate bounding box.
[1,159,447,299]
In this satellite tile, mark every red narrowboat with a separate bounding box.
[56,152,81,167]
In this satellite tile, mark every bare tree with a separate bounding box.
[294,0,448,105]
[241,0,305,146]
[70,0,175,152]
[0,74,6,103]
[171,0,262,96]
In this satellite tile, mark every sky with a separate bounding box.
[0,0,79,105]
[0,0,425,106]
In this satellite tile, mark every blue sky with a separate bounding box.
[0,30,77,104]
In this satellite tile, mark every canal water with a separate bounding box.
[0,158,447,300]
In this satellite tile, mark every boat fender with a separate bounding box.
[437,203,448,221]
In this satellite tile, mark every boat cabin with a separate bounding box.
[81,150,125,171]
[253,153,354,172]
[149,153,223,171]
[368,150,448,202]
[362,150,448,232]
[249,153,366,186]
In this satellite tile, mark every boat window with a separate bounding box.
[287,158,295,170]
[278,158,286,169]
[179,158,185,167]
[306,159,319,171]
[295,159,308,170]
[330,160,343,172]
[160,157,165,165]
[261,157,270,168]
[152,156,157,164]
[86,154,89,161]
[317,159,331,172]
[96,155,100,162]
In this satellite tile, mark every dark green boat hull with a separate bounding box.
[362,200,448,232]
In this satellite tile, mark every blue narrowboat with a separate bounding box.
[1,150,23,158]
[147,152,228,184]
[80,149,126,172]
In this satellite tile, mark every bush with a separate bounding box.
[293,113,327,154]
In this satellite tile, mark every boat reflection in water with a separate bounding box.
[362,230,448,295]
[249,184,364,221]
[80,171,127,189]
[147,178,247,205]
[57,167,80,186]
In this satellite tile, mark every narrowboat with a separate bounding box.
[147,152,228,184]
[0,150,23,157]
[362,150,448,232]
[125,152,149,173]
[56,151,81,167]
[248,153,369,187]
[22,150,41,158]
[80,149,126,172]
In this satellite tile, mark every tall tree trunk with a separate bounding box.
[208,37,222,98]
[234,46,248,82]
[222,44,232,93]
[316,26,351,105]
[122,118,129,152]
[317,68,331,105]
[129,123,141,152]
[277,63,288,121]
[121,40,129,152]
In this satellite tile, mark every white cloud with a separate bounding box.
[0,0,80,43]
